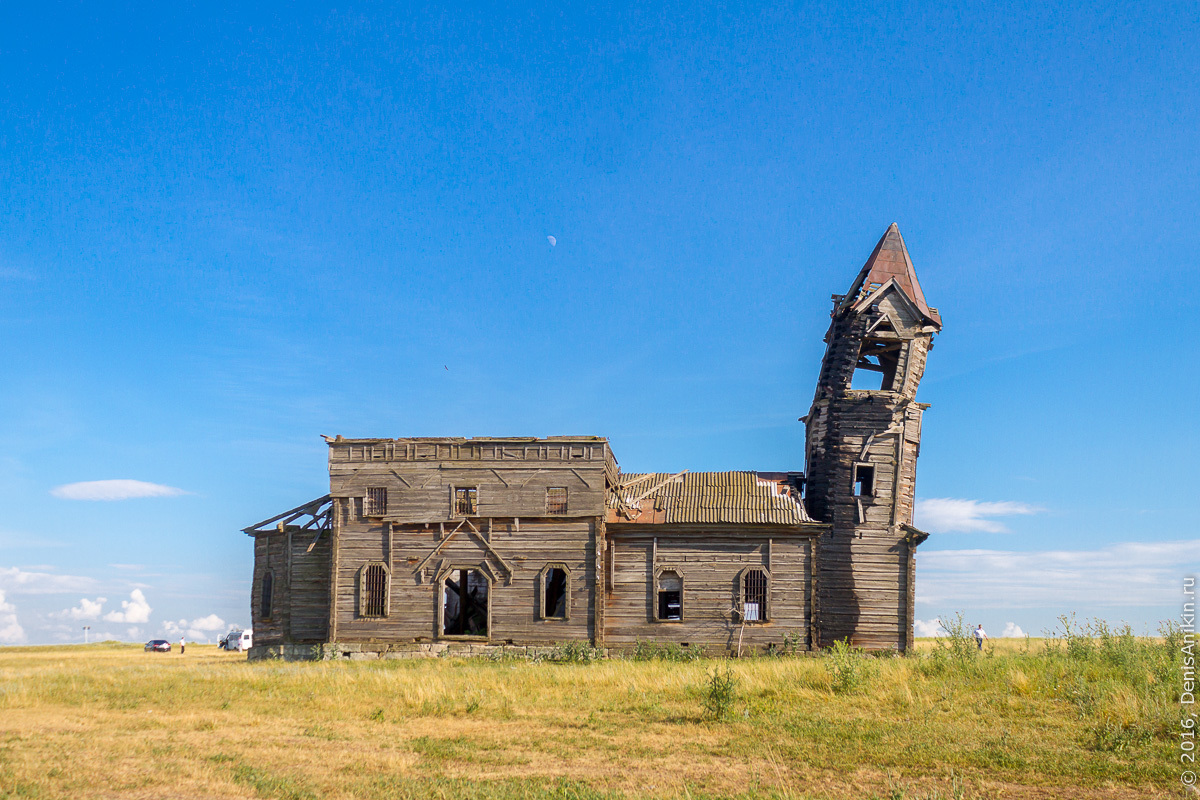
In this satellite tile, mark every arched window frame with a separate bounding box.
[653,566,684,623]
[736,566,771,623]
[260,570,275,621]
[537,563,571,621]
[358,561,391,617]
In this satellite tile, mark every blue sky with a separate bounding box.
[1,3,1196,644]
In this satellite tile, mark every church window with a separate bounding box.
[655,569,683,621]
[853,464,875,497]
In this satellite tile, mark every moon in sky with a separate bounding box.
[547,235,556,247]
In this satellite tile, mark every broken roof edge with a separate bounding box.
[323,435,609,445]
[901,523,931,546]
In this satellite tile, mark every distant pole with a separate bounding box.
[83,626,91,644]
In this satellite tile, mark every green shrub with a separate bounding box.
[701,663,739,720]
[629,640,701,662]
[548,641,601,663]
[826,638,874,694]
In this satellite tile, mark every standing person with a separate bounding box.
[973,624,987,650]
[179,635,185,655]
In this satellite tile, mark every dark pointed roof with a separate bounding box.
[839,223,941,327]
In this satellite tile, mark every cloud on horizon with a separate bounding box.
[0,591,25,644]
[915,498,1040,533]
[103,589,152,624]
[917,538,1200,610]
[53,597,107,621]
[50,480,188,501]
[0,566,98,595]
[164,613,227,641]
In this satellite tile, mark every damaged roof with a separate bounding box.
[838,223,941,327]
[607,471,813,525]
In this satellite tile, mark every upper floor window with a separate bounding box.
[546,487,568,515]
[453,487,477,516]
[853,464,875,497]
[365,487,388,517]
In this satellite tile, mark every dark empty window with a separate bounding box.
[546,487,568,515]
[360,563,388,617]
[742,569,768,622]
[443,568,488,636]
[453,487,477,516]
[542,567,568,619]
[365,487,388,516]
[854,464,875,497]
[656,570,682,621]
[260,571,274,620]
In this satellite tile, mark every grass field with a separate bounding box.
[0,623,1182,799]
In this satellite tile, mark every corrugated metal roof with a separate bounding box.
[607,471,812,525]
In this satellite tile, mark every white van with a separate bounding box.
[221,630,253,651]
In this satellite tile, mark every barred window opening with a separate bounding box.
[546,487,568,515]
[453,487,477,516]
[743,569,768,622]
[365,487,388,516]
[362,563,388,617]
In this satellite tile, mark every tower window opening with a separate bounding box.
[851,338,903,391]
[854,464,875,497]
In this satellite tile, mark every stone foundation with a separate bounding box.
[246,641,611,662]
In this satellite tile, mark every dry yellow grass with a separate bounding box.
[0,640,1176,799]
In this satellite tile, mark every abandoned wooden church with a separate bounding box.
[243,224,942,659]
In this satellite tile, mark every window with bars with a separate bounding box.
[453,487,477,516]
[359,562,389,617]
[365,487,388,516]
[546,487,568,515]
[260,571,274,620]
[741,568,768,622]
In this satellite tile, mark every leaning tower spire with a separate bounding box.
[804,224,942,651]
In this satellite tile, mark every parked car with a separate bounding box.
[144,639,171,652]
[219,630,253,652]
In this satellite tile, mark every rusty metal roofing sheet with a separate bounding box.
[607,471,812,525]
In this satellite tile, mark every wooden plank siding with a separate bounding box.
[332,518,596,645]
[603,525,820,653]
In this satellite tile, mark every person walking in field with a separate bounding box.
[179,636,185,655]
[973,624,987,650]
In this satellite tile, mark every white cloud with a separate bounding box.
[126,627,142,640]
[54,597,107,620]
[0,566,98,595]
[50,480,188,501]
[163,614,227,641]
[1001,622,1026,638]
[917,538,1200,609]
[0,590,26,644]
[913,618,945,637]
[103,590,152,624]
[915,498,1040,533]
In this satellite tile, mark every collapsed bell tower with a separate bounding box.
[804,224,942,652]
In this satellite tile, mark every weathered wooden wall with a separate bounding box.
[805,280,937,652]
[250,528,331,644]
[331,516,596,645]
[603,525,818,653]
